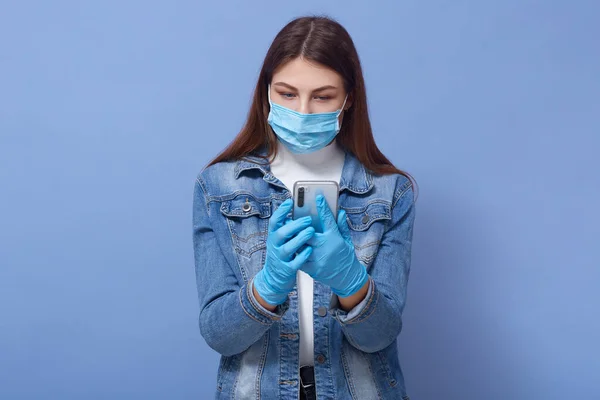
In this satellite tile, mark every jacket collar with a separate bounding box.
[234,146,373,194]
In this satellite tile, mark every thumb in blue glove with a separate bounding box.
[301,195,369,297]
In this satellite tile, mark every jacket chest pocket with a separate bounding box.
[220,195,271,282]
[343,202,391,269]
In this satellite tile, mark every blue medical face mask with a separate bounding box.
[267,84,348,154]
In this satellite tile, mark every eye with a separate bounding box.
[314,95,332,101]
[280,92,296,99]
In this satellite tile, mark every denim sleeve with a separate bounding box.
[329,181,416,353]
[193,177,289,357]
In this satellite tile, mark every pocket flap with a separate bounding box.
[220,195,271,218]
[344,202,391,231]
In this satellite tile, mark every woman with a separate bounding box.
[193,16,417,400]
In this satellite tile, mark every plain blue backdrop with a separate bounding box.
[1,1,598,399]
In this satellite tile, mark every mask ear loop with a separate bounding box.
[266,84,275,148]
[267,84,273,107]
[337,94,349,116]
[335,94,349,133]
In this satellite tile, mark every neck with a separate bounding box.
[271,139,343,168]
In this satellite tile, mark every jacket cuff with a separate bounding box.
[241,277,290,324]
[329,276,376,324]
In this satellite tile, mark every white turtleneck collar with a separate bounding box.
[269,139,346,187]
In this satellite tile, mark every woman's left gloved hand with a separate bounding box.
[300,194,369,297]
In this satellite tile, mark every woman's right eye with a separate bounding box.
[280,92,296,99]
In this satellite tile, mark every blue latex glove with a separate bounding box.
[301,194,369,297]
[253,198,315,305]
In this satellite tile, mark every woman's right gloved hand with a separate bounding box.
[253,198,315,306]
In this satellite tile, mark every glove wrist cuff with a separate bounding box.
[332,259,369,297]
[253,269,287,305]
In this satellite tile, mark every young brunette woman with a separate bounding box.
[193,16,417,400]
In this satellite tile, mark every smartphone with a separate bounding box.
[292,180,339,233]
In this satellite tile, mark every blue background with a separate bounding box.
[1,1,598,399]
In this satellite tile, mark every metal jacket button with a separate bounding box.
[242,198,251,212]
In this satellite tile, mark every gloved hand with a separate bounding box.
[301,194,369,297]
[253,198,315,305]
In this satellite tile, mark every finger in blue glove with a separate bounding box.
[301,195,369,297]
[253,198,315,305]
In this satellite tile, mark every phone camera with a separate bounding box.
[298,187,305,207]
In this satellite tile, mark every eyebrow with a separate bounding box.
[273,82,338,92]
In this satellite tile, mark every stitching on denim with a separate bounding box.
[221,206,271,219]
[210,190,272,203]
[322,294,337,400]
[279,380,297,385]
[230,225,267,254]
[227,222,268,272]
[376,350,396,387]
[342,278,375,322]
[279,324,284,399]
[340,341,358,398]
[247,277,281,321]
[260,218,268,272]
[354,240,380,251]
[235,161,269,179]
[279,333,298,339]
[344,279,378,324]
[216,355,228,392]
[340,326,363,358]
[234,242,267,258]
[358,253,377,263]
[339,163,373,194]
[226,218,248,282]
[340,199,390,213]
[247,281,275,321]
[348,213,391,231]
[392,180,413,209]
[358,254,378,266]
[349,292,379,324]
[196,176,211,212]
[362,350,383,400]
[239,285,270,325]
[255,333,269,399]
[230,353,239,399]
[220,199,271,218]
[231,230,267,242]
[342,202,392,232]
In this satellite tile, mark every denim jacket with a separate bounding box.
[192,148,416,400]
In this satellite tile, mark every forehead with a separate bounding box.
[272,57,343,89]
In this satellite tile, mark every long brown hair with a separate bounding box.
[208,15,417,193]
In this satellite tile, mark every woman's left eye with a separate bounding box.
[315,96,331,101]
